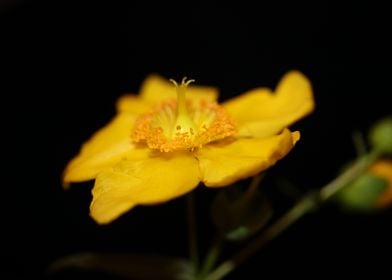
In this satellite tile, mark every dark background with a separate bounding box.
[2,0,391,279]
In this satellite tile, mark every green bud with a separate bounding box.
[369,116,392,154]
[336,174,388,212]
[211,185,273,241]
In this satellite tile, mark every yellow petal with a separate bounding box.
[63,114,137,185]
[197,129,300,187]
[140,74,219,103]
[90,152,200,224]
[224,71,314,138]
[116,94,151,114]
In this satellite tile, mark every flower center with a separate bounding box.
[132,78,236,152]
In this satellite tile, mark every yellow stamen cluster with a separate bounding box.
[132,78,235,152]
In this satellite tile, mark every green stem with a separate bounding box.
[352,130,367,157]
[197,236,223,279]
[242,173,264,201]
[205,150,380,280]
[187,192,199,273]
[319,150,379,200]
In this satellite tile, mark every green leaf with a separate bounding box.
[211,185,273,241]
[48,252,194,280]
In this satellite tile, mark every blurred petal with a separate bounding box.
[90,152,200,224]
[370,160,392,183]
[198,129,300,187]
[116,94,151,114]
[370,160,392,207]
[140,74,219,103]
[63,114,137,185]
[224,71,314,138]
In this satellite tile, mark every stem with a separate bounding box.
[352,130,367,157]
[320,151,379,200]
[204,195,316,280]
[205,150,380,280]
[197,236,223,279]
[242,174,264,201]
[187,192,199,272]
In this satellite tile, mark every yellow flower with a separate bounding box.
[63,71,314,224]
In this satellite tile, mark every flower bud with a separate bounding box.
[211,184,272,241]
[336,160,392,212]
[369,116,392,155]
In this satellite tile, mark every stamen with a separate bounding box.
[132,79,235,152]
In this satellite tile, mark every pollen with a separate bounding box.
[132,79,235,152]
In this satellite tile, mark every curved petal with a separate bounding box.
[197,129,300,187]
[224,71,314,138]
[116,94,151,114]
[140,74,219,103]
[63,114,137,185]
[90,151,200,224]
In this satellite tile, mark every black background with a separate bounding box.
[2,0,391,279]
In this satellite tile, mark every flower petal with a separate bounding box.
[63,114,137,185]
[140,74,219,103]
[197,129,300,187]
[90,152,200,224]
[116,94,151,114]
[223,71,314,138]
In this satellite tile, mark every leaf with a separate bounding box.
[48,252,194,280]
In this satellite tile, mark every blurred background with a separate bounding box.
[2,0,391,279]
